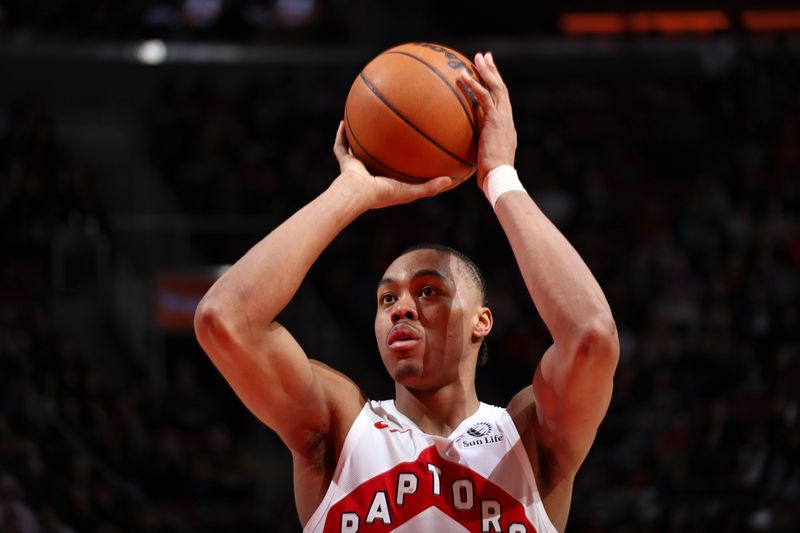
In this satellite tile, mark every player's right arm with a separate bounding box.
[193,123,451,456]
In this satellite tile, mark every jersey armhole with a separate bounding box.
[302,400,371,532]
[498,412,560,533]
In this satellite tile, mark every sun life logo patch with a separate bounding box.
[467,422,492,437]
[458,422,504,449]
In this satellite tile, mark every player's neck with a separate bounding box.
[393,382,480,437]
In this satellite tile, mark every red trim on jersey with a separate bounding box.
[374,422,411,434]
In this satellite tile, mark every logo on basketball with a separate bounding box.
[343,42,480,183]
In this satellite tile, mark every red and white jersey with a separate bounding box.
[303,400,558,533]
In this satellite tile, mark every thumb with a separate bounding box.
[426,176,454,194]
[395,176,454,204]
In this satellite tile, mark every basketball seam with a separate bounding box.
[358,72,476,170]
[344,110,428,182]
[384,50,479,143]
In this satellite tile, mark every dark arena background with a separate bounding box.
[1,1,798,531]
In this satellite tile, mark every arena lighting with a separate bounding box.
[742,10,800,31]
[561,11,730,35]
[136,39,167,64]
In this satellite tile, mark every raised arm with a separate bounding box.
[461,55,619,479]
[194,124,451,456]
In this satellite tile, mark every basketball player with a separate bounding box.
[194,52,618,532]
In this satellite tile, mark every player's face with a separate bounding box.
[375,249,485,390]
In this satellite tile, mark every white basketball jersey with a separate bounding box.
[303,400,558,533]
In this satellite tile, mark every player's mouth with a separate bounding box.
[387,324,421,350]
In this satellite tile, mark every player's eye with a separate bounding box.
[420,286,436,298]
[380,293,396,305]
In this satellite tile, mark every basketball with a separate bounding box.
[343,42,482,183]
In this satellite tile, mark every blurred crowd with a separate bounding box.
[1,0,335,42]
[0,1,547,44]
[0,100,287,531]
[2,39,799,532]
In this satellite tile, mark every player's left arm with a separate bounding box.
[462,53,619,477]
[497,194,619,475]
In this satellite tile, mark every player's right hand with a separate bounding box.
[332,121,452,210]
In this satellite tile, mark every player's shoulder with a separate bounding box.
[505,384,571,495]
[309,358,359,385]
[506,384,536,431]
[309,359,368,418]
[290,360,367,473]
[505,385,549,466]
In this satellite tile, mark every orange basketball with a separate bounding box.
[343,42,482,183]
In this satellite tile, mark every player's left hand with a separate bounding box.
[459,52,518,188]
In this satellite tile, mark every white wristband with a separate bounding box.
[482,165,526,209]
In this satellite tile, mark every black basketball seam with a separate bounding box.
[344,109,428,182]
[384,50,479,143]
[358,72,476,170]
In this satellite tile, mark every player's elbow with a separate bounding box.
[194,296,235,359]
[578,314,620,369]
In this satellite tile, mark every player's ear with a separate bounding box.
[472,307,492,341]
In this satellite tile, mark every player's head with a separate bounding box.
[374,244,492,390]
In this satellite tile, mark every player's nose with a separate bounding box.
[391,296,418,323]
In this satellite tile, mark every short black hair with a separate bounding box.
[399,244,490,366]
